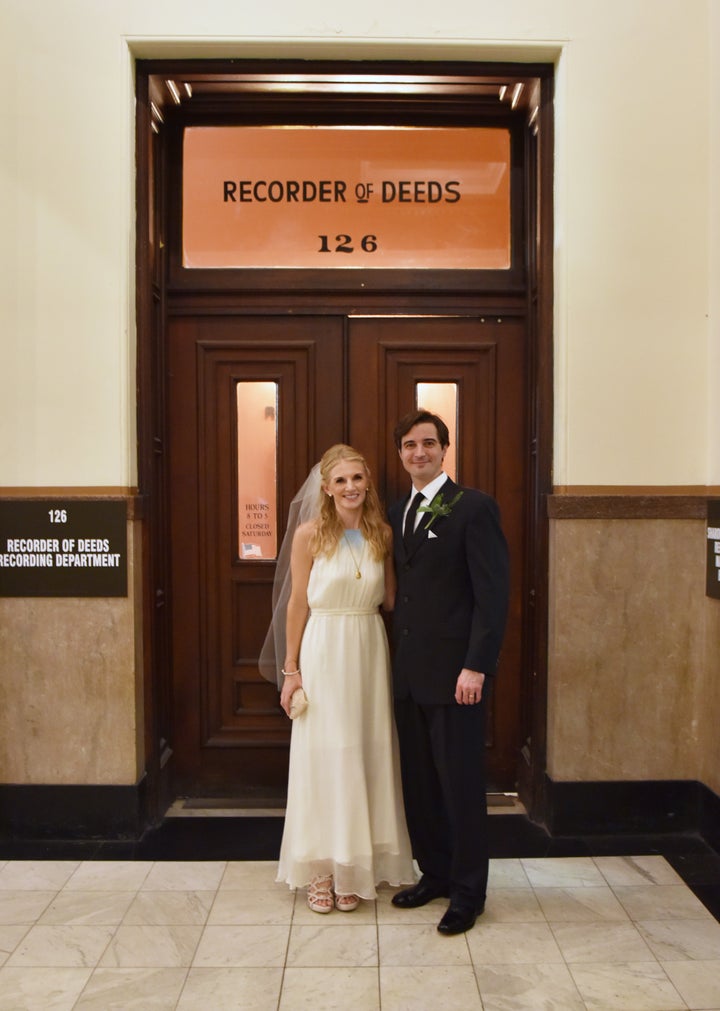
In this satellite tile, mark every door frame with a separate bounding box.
[135,58,554,826]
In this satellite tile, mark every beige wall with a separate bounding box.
[548,517,720,796]
[700,595,720,796]
[1,0,718,792]
[1,0,716,487]
[0,520,142,784]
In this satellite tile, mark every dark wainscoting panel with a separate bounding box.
[2,777,718,865]
[0,779,148,841]
[545,776,720,843]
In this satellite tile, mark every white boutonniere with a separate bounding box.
[418,490,464,531]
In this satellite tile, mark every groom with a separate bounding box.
[389,409,510,935]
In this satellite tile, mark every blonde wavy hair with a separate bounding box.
[310,444,390,562]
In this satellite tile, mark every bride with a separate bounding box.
[262,444,415,913]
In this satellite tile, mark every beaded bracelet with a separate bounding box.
[281,668,301,677]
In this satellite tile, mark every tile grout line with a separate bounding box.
[276,886,299,1009]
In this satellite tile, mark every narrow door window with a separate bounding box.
[416,381,458,481]
[236,381,278,559]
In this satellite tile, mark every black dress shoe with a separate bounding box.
[391,878,449,909]
[436,901,485,935]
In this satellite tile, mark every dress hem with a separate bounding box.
[276,873,417,902]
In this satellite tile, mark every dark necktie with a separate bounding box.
[403,492,424,550]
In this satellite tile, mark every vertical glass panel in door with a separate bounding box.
[236,381,278,559]
[416,382,458,481]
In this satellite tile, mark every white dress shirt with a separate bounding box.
[403,472,449,534]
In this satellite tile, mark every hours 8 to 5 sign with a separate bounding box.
[182,126,511,270]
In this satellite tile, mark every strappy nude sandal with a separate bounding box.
[307,876,334,913]
[335,892,360,912]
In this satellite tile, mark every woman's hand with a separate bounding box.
[280,672,303,716]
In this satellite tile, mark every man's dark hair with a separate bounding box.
[393,410,450,451]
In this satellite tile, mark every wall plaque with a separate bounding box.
[183,126,511,270]
[707,499,720,600]
[0,500,127,597]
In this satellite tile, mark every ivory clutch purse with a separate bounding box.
[289,687,308,719]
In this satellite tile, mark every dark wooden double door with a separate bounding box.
[167,312,527,798]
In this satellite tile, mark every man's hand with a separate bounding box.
[455,668,485,705]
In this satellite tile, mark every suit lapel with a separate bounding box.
[397,492,420,559]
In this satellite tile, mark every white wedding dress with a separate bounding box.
[276,532,415,898]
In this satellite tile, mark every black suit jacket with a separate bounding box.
[389,478,510,705]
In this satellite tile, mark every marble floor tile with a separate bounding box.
[123,890,215,926]
[0,965,91,1011]
[380,964,483,1011]
[73,967,187,1009]
[65,861,153,892]
[7,924,115,967]
[661,959,720,1009]
[141,861,226,892]
[521,858,606,889]
[636,916,720,960]
[593,855,685,888]
[287,923,378,968]
[220,861,283,891]
[38,890,135,926]
[569,961,686,1011]
[534,886,630,923]
[292,894,377,924]
[0,860,79,891]
[279,966,380,1010]
[474,962,586,1011]
[466,922,564,965]
[208,887,295,925]
[192,924,289,968]
[99,924,203,968]
[488,858,533,889]
[0,925,28,965]
[550,921,655,964]
[0,890,57,925]
[177,967,284,1010]
[481,888,545,923]
[379,923,471,966]
[613,883,714,921]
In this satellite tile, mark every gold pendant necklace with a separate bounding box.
[343,532,362,579]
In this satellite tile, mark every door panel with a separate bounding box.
[348,316,526,788]
[167,312,526,795]
[167,315,344,795]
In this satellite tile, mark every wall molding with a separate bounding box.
[0,489,143,521]
[548,490,717,520]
